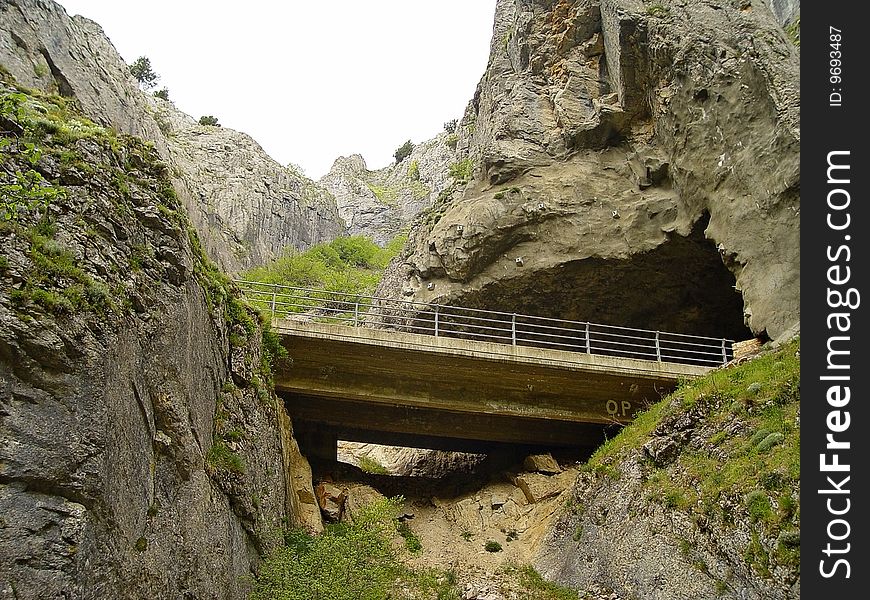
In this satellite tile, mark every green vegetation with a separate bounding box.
[393,139,415,163]
[366,182,399,205]
[251,497,460,600]
[586,339,801,576]
[0,91,67,221]
[358,455,390,475]
[645,3,670,17]
[152,87,170,101]
[130,56,158,89]
[198,115,220,127]
[448,158,474,183]
[206,440,245,475]
[135,537,148,552]
[397,520,423,553]
[502,25,516,52]
[242,234,405,303]
[785,15,801,47]
[484,540,502,552]
[443,119,457,133]
[500,565,577,600]
[446,133,459,150]
[408,159,420,181]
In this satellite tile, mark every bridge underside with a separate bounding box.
[285,394,611,456]
[273,322,709,457]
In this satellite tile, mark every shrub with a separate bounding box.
[484,540,502,552]
[130,56,158,89]
[152,87,170,100]
[446,133,459,150]
[358,456,389,475]
[448,158,474,183]
[393,139,414,163]
[408,160,420,181]
[241,235,404,306]
[443,119,457,132]
[198,115,220,127]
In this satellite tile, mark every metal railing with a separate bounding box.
[234,280,734,367]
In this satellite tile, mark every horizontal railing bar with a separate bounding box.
[589,344,656,356]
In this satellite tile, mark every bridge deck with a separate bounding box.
[272,320,710,449]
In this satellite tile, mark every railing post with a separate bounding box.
[434,306,440,337]
[354,302,360,327]
[511,314,517,345]
[585,322,591,354]
[655,331,661,362]
[270,288,277,320]
[721,338,728,364]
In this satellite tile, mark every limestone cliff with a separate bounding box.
[320,132,457,246]
[0,81,319,598]
[149,97,345,270]
[0,0,345,272]
[379,0,800,341]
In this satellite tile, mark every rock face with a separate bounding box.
[338,441,485,478]
[379,0,800,341]
[320,133,457,246]
[0,0,345,272]
[0,84,319,598]
[149,98,345,271]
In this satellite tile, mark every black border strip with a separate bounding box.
[802,1,869,595]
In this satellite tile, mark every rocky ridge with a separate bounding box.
[0,0,345,272]
[379,0,800,342]
[320,132,458,246]
[0,81,319,598]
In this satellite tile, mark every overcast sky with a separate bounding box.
[55,1,496,178]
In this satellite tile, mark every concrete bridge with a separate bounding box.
[237,282,732,458]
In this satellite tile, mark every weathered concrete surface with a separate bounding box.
[272,320,708,447]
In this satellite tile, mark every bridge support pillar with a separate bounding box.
[297,429,338,463]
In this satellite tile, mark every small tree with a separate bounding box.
[152,87,170,101]
[443,119,457,133]
[130,56,158,89]
[198,115,220,127]
[393,140,414,164]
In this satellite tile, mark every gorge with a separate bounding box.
[0,0,800,598]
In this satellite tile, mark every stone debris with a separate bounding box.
[523,453,563,474]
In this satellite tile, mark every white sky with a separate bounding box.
[55,1,496,178]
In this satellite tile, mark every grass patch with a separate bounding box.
[206,440,245,475]
[502,565,577,600]
[580,339,801,568]
[397,520,423,553]
[251,497,461,600]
